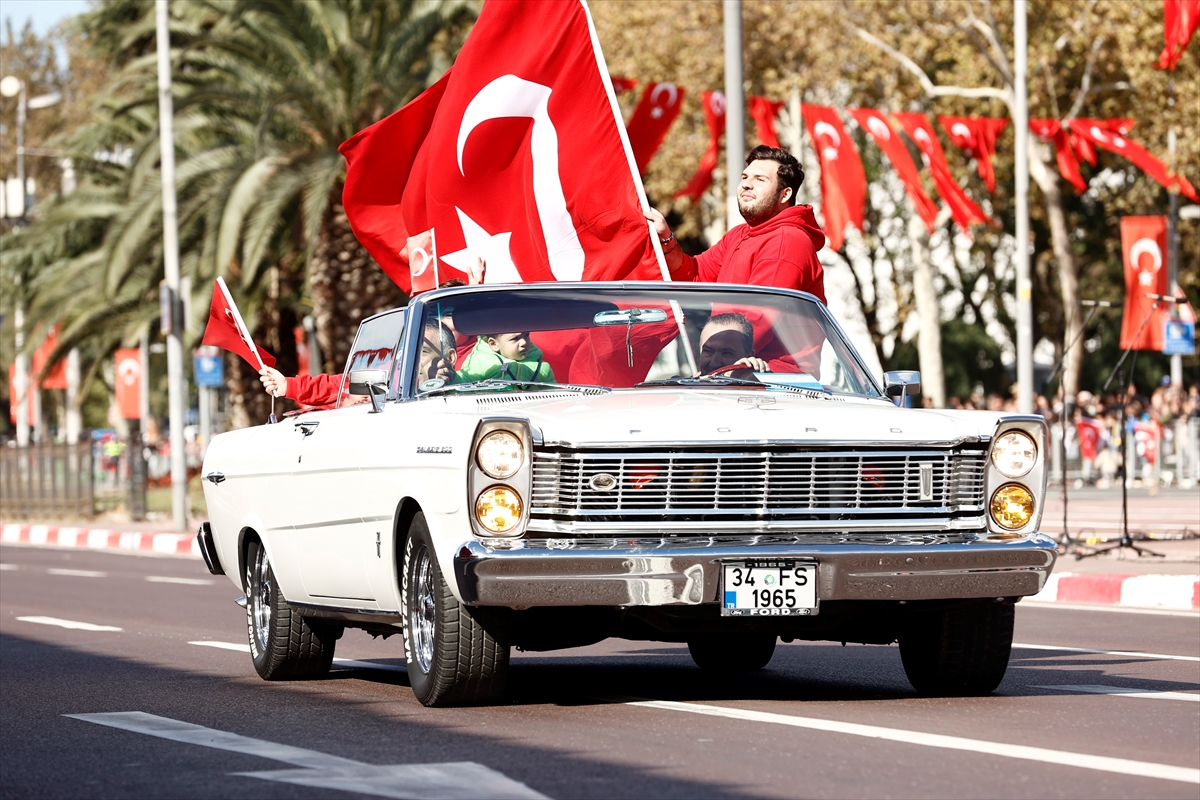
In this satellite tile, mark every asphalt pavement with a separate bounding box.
[2,542,1197,799]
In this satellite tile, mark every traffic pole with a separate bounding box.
[723,0,745,231]
[1013,0,1033,414]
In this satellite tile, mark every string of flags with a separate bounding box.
[609,76,1198,249]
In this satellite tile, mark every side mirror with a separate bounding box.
[349,368,389,413]
[883,370,921,407]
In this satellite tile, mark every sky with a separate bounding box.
[1,0,88,38]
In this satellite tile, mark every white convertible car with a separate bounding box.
[199,282,1056,706]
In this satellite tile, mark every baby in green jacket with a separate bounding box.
[457,331,556,384]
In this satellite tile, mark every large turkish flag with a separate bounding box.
[626,81,686,174]
[801,105,865,252]
[340,0,660,294]
[1119,216,1169,351]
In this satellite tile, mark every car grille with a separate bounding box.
[530,447,988,526]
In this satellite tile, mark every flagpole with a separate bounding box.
[156,0,188,533]
[1013,0,1033,414]
[723,0,745,231]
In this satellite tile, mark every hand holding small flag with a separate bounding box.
[201,277,276,369]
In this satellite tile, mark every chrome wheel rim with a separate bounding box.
[252,547,272,652]
[410,546,435,674]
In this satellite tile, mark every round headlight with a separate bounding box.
[990,484,1034,530]
[475,486,523,535]
[991,430,1037,478]
[476,430,523,479]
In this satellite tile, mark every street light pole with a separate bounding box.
[1013,0,1033,414]
[156,0,188,532]
[723,0,745,231]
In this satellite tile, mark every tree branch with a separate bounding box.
[1054,0,1098,52]
[1039,58,1062,120]
[967,15,1014,86]
[1066,35,1104,119]
[855,28,1013,107]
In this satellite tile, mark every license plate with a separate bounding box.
[721,560,817,616]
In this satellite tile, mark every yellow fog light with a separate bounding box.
[475,486,523,535]
[990,484,1034,530]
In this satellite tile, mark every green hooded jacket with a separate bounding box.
[457,338,557,384]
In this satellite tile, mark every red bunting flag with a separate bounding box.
[609,75,638,94]
[894,112,993,236]
[1029,119,1087,193]
[32,325,68,390]
[938,116,1009,192]
[626,81,687,174]
[801,104,865,252]
[1158,0,1200,69]
[201,277,276,369]
[113,349,143,420]
[849,108,940,233]
[1067,119,1199,202]
[674,90,725,205]
[748,96,783,149]
[340,0,662,291]
[1119,216,1169,351]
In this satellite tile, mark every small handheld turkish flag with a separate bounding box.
[201,277,276,369]
[1119,216,1169,351]
[402,228,439,295]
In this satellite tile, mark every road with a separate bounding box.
[2,543,1197,799]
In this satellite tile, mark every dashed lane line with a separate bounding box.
[187,640,406,673]
[625,699,1199,785]
[0,563,18,570]
[1013,643,1200,662]
[16,616,122,632]
[65,712,548,799]
[46,568,107,578]
[1036,684,1200,702]
[146,576,214,586]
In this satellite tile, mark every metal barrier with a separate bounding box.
[1,438,94,519]
[1050,416,1200,488]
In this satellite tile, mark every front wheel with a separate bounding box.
[401,513,509,706]
[245,539,337,680]
[688,633,777,672]
[899,600,1014,696]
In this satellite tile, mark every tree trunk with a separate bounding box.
[909,214,945,408]
[1028,141,1082,398]
[309,192,408,375]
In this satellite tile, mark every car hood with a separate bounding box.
[450,389,1005,448]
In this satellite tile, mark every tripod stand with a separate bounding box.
[1075,294,1182,561]
[1044,300,1114,552]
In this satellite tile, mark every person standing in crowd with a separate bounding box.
[644,145,826,302]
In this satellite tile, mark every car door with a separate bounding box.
[289,309,407,604]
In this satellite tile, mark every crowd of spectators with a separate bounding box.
[932,379,1200,488]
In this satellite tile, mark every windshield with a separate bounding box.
[411,285,881,399]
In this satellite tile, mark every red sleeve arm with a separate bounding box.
[285,373,343,406]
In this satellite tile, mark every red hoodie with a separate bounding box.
[670,204,827,303]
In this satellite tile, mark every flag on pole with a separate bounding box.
[674,90,725,204]
[801,104,866,252]
[339,0,664,292]
[201,277,276,369]
[850,108,940,232]
[1119,215,1169,351]
[626,81,687,174]
[748,96,783,149]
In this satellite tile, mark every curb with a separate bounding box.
[1031,571,1200,610]
[1,523,200,558]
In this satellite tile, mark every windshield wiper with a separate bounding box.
[636,375,833,399]
[421,378,610,397]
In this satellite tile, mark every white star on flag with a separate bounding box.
[440,207,521,283]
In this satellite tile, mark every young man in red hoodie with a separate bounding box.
[645,145,826,302]
[646,145,827,375]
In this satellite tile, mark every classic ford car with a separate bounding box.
[198,282,1056,706]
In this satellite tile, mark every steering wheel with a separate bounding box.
[708,363,751,377]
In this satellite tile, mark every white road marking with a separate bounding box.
[1022,600,1199,618]
[188,640,249,652]
[47,568,107,578]
[66,712,547,799]
[1037,684,1200,702]
[1013,643,1200,663]
[146,576,214,586]
[627,699,1199,785]
[187,641,405,673]
[0,563,18,570]
[16,616,122,632]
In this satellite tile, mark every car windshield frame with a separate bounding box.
[398,282,885,401]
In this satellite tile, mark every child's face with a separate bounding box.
[486,332,532,360]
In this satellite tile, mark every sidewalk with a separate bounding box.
[3,487,1198,611]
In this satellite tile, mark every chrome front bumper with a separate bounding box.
[453,533,1058,608]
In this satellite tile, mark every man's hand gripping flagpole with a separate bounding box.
[580,0,698,375]
[202,276,279,423]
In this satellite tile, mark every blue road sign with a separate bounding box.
[194,351,224,387]
[1163,319,1195,356]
